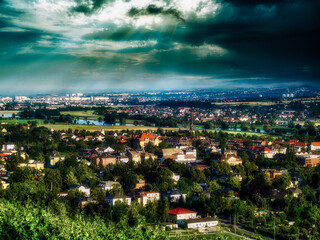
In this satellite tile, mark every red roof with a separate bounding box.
[192,164,210,170]
[139,132,155,141]
[312,142,320,146]
[168,208,197,215]
[250,146,272,153]
[289,140,307,146]
[289,140,299,145]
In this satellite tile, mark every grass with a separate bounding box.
[0,119,45,124]
[60,110,103,120]
[207,129,265,136]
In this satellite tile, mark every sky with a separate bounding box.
[0,0,319,93]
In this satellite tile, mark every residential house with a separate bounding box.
[1,142,17,155]
[169,208,197,221]
[250,146,275,159]
[271,188,302,199]
[139,132,161,148]
[95,153,116,167]
[96,146,115,155]
[69,184,91,196]
[289,140,308,153]
[162,189,186,203]
[264,169,283,179]
[2,142,16,152]
[191,164,210,171]
[296,154,320,167]
[141,152,157,163]
[302,156,320,167]
[136,191,160,206]
[97,181,120,191]
[220,150,242,166]
[127,151,141,164]
[311,142,320,151]
[74,196,97,208]
[18,160,44,170]
[135,179,146,189]
[161,148,197,163]
[47,151,65,167]
[160,222,178,230]
[181,217,219,229]
[106,194,131,206]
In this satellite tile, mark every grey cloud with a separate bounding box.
[70,0,115,15]
[128,4,185,22]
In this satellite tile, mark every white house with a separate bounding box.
[162,189,186,203]
[97,181,120,191]
[136,191,160,206]
[2,142,16,151]
[311,142,320,151]
[181,217,219,229]
[106,194,131,206]
[69,184,90,196]
[161,148,197,163]
[18,160,44,170]
[168,208,197,221]
[97,146,115,154]
[1,142,17,155]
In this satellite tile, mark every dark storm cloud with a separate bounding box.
[83,25,176,47]
[128,4,185,22]
[219,0,285,7]
[70,0,115,15]
[0,0,319,92]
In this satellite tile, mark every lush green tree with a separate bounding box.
[191,182,203,193]
[208,180,221,194]
[219,162,232,176]
[272,174,291,191]
[176,177,191,194]
[227,177,241,190]
[109,183,124,195]
[5,155,20,171]
[191,169,206,183]
[247,173,272,200]
[144,142,156,153]
[104,113,116,125]
[8,167,33,183]
[44,169,62,192]
[64,171,78,186]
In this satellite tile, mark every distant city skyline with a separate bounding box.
[1,0,319,93]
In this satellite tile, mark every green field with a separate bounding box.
[60,110,103,120]
[0,119,45,124]
[207,129,265,136]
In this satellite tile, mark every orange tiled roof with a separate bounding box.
[139,132,155,141]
